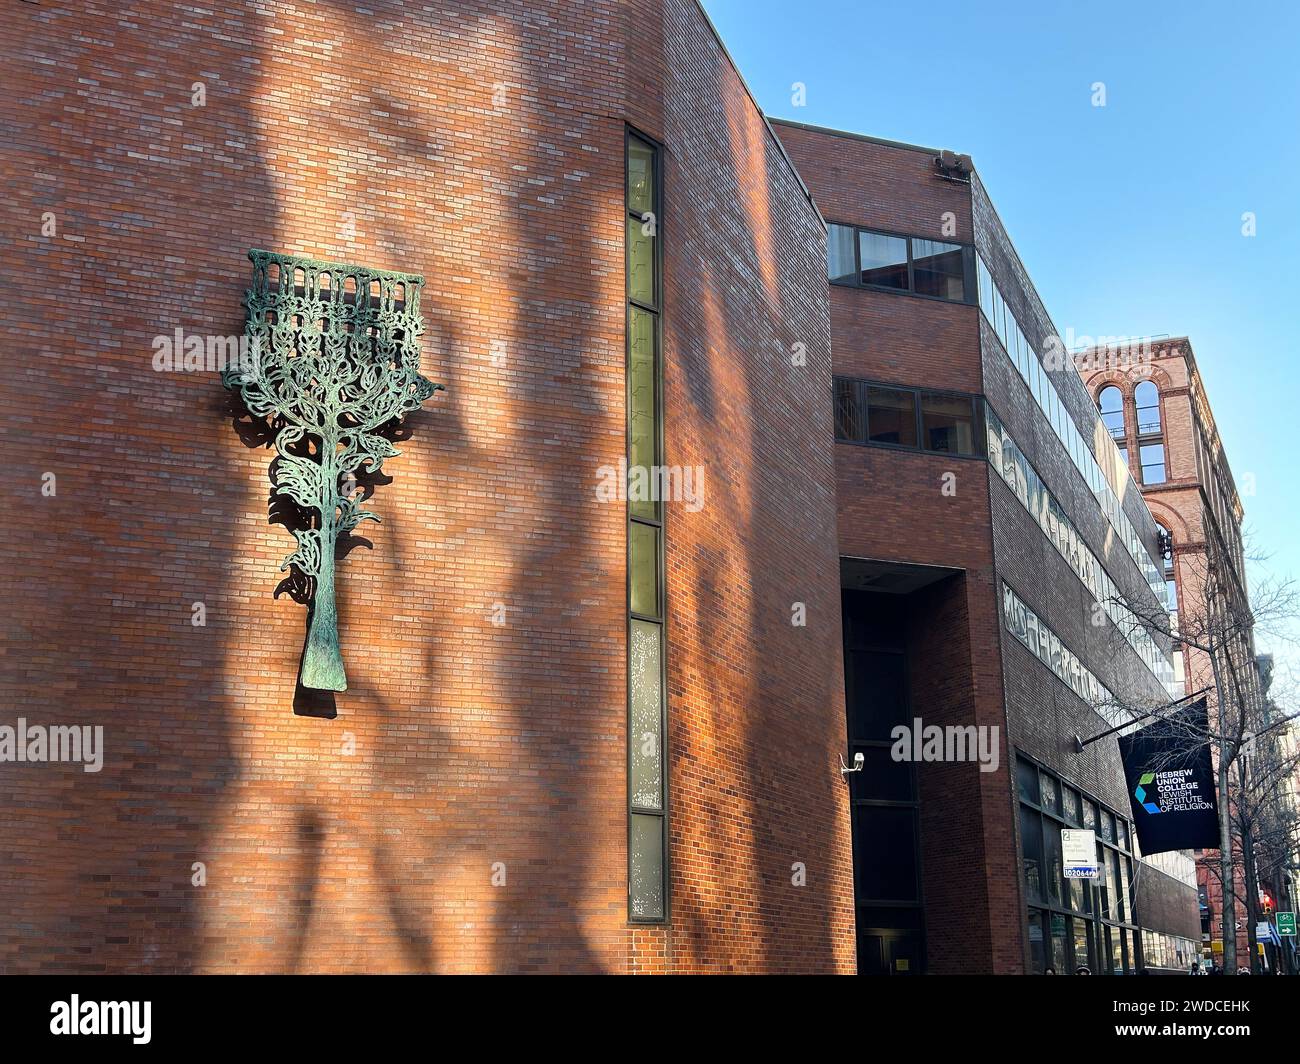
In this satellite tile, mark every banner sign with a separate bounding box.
[1117,699,1219,855]
[1061,828,1098,879]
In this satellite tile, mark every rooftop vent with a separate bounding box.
[934,150,973,182]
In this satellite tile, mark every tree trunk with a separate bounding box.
[300,525,347,691]
[1242,827,1260,973]
[1217,717,1237,973]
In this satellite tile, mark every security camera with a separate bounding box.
[839,751,865,779]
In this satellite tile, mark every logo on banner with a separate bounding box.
[1133,768,1214,816]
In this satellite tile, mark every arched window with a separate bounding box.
[1098,385,1124,439]
[1135,381,1161,435]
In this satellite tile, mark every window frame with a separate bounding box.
[827,221,977,306]
[1098,385,1126,440]
[625,126,669,925]
[1134,380,1162,437]
[1139,442,1166,485]
[832,376,986,460]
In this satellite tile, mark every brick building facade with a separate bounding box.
[3,0,1214,975]
[1,0,852,974]
[777,120,1201,974]
[1078,337,1258,967]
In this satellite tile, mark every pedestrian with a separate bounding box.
[1075,965,1091,975]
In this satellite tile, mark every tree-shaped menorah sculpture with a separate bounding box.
[223,250,441,691]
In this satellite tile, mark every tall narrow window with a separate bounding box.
[626,130,666,922]
[1098,385,1124,439]
[1134,381,1161,436]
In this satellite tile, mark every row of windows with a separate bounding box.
[1029,909,1140,975]
[986,406,1179,696]
[1099,382,1162,439]
[976,254,1168,609]
[1140,848,1197,890]
[1001,582,1123,727]
[828,223,975,304]
[1141,930,1199,971]
[626,130,667,924]
[1020,757,1142,975]
[833,377,982,456]
[1017,756,1133,846]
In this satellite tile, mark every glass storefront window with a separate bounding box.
[1019,757,1145,976]
[1028,908,1047,973]
[1043,824,1064,907]
[1072,918,1092,973]
[1051,912,1068,974]
[1020,805,1043,903]
[1039,771,1061,815]
[1017,757,1039,804]
[1064,787,1081,825]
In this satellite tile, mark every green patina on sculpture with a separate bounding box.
[223,250,441,691]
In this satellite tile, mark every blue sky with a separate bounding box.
[701,0,1300,685]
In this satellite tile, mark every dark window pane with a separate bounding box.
[859,230,909,289]
[1099,385,1125,439]
[1064,787,1081,825]
[1028,908,1047,973]
[1043,821,1064,906]
[853,806,918,901]
[1097,845,1111,918]
[834,378,864,442]
[912,239,966,300]
[920,393,975,454]
[846,650,908,741]
[829,224,857,285]
[1016,757,1039,803]
[866,386,917,447]
[849,745,915,801]
[1073,917,1093,973]
[1051,912,1069,973]
[1140,443,1165,484]
[1135,380,1161,434]
[1039,771,1061,816]
[1021,805,1044,902]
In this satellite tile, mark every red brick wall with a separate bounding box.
[776,123,1024,973]
[0,0,849,974]
[645,0,853,975]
